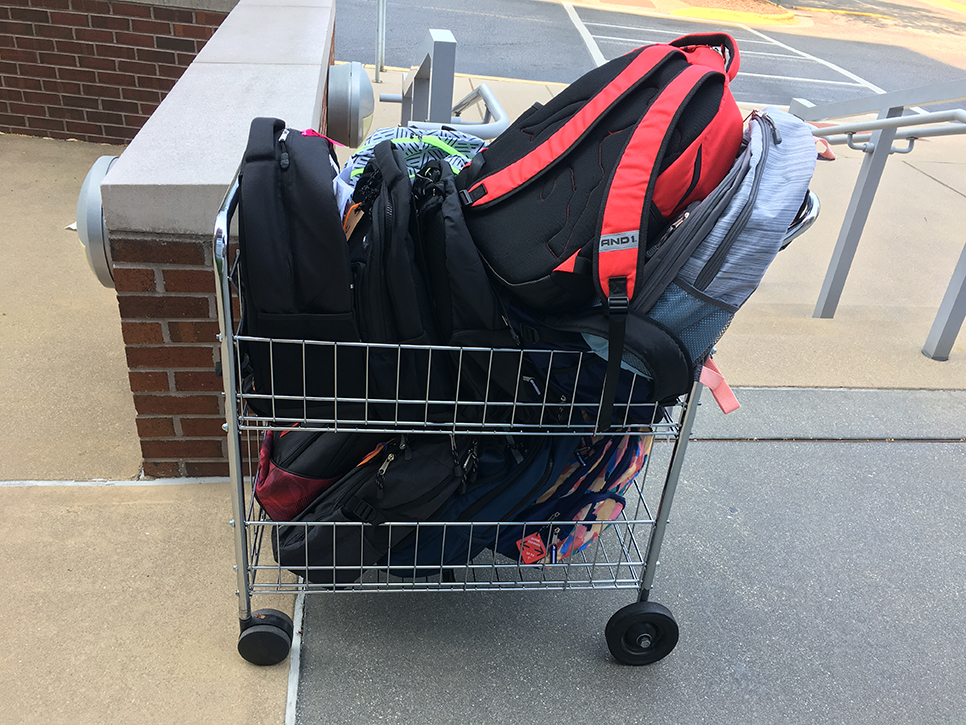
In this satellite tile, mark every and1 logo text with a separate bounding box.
[598,231,639,251]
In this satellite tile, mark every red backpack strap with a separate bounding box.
[594,62,720,431]
[595,62,715,302]
[459,43,681,208]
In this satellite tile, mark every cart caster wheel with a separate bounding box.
[237,609,294,666]
[605,601,679,666]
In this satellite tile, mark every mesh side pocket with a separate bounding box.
[646,281,736,364]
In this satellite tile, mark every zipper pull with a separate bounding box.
[278,128,291,169]
[375,452,394,500]
[400,433,412,460]
[756,112,782,144]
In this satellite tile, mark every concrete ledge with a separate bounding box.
[101,0,335,236]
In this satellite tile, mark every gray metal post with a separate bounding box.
[375,0,387,83]
[813,105,903,319]
[426,29,456,123]
[922,242,966,360]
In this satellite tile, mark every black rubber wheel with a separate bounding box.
[605,601,679,665]
[237,609,294,666]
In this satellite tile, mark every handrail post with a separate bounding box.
[922,243,966,361]
[813,105,903,319]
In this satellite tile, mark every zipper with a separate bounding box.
[278,128,291,170]
[693,112,779,292]
[374,452,394,500]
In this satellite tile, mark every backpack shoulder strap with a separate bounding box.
[458,43,682,207]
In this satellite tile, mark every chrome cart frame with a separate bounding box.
[214,172,818,667]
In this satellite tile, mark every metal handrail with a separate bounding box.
[789,81,966,361]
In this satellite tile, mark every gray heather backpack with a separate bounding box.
[510,106,818,425]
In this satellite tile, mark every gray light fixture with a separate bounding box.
[76,155,118,288]
[327,61,375,147]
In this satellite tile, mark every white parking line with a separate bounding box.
[563,2,606,66]
[739,71,866,87]
[740,24,886,94]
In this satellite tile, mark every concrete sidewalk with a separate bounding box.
[2,65,965,724]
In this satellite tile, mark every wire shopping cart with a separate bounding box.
[213,172,819,668]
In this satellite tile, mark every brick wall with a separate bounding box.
[112,233,230,477]
[0,0,227,144]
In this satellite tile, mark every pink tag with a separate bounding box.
[517,533,548,564]
[699,357,740,414]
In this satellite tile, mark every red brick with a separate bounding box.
[90,14,130,31]
[172,23,212,40]
[155,35,195,53]
[56,67,96,83]
[130,372,171,394]
[48,10,87,26]
[134,394,220,416]
[117,295,211,321]
[102,100,139,116]
[195,11,228,26]
[168,321,219,344]
[125,344,214,369]
[70,0,111,13]
[31,0,72,8]
[133,76,167,92]
[174,370,221,392]
[141,460,181,477]
[125,345,215,370]
[0,87,24,102]
[184,461,229,478]
[162,269,214,294]
[79,82,120,98]
[62,93,98,109]
[155,63,186,79]
[113,31,154,49]
[136,416,176,437]
[175,52,195,66]
[121,320,164,345]
[15,36,56,52]
[122,86,160,102]
[73,27,112,43]
[39,52,80,67]
[10,7,49,23]
[113,266,157,292]
[139,101,158,116]
[79,55,117,72]
[151,6,193,23]
[8,100,44,114]
[130,18,170,34]
[22,89,58,104]
[64,119,100,135]
[4,49,39,64]
[52,39,91,55]
[2,74,42,90]
[141,439,224,459]
[111,239,206,265]
[122,113,149,127]
[85,109,123,125]
[111,3,152,18]
[135,47,176,64]
[180,417,226,437]
[27,116,66,131]
[35,23,74,39]
[41,78,81,94]
[48,106,87,121]
[0,20,33,35]
[96,70,136,87]
[0,113,26,126]
[116,59,156,75]
[96,42,137,59]
[101,124,134,140]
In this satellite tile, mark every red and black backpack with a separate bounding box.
[455,33,745,425]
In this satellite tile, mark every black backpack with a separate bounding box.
[236,117,362,421]
[273,433,481,584]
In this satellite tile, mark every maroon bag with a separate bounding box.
[254,428,387,521]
